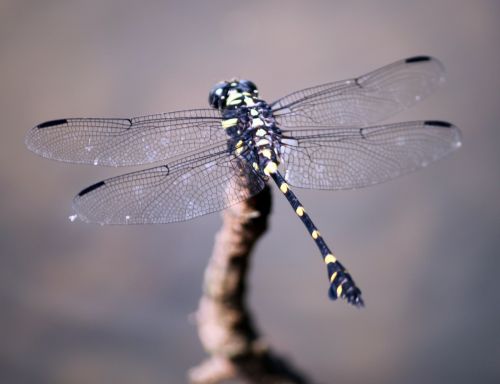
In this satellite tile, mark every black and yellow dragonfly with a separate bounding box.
[26,56,462,307]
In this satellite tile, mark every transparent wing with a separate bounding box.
[26,109,226,166]
[279,121,462,190]
[73,144,265,224]
[271,56,445,128]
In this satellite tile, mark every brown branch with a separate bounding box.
[189,185,311,384]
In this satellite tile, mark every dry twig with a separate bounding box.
[189,185,311,384]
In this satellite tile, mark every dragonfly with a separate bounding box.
[25,56,462,307]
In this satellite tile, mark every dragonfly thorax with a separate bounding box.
[218,89,282,178]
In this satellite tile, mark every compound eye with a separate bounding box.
[239,79,258,95]
[208,81,229,109]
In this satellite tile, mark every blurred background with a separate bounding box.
[1,0,499,383]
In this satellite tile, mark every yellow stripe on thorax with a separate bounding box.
[251,117,264,128]
[226,91,242,106]
[255,128,266,136]
[261,148,272,159]
[221,118,238,129]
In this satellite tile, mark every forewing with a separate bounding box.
[271,56,445,128]
[73,144,265,224]
[26,109,226,166]
[279,121,462,190]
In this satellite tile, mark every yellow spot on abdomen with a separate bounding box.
[280,183,289,193]
[264,161,277,175]
[324,254,337,264]
[311,230,320,239]
[330,271,338,283]
[244,97,255,106]
[253,162,259,171]
[295,206,305,216]
[336,284,343,297]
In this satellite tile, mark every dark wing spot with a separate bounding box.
[37,119,68,129]
[359,128,367,139]
[78,181,105,197]
[405,56,431,63]
[425,120,452,128]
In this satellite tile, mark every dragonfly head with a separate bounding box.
[209,79,259,109]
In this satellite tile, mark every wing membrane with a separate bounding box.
[73,144,265,224]
[272,56,445,128]
[280,121,461,190]
[26,109,226,166]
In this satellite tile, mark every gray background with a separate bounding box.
[1,1,499,383]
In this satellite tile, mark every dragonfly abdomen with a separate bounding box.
[269,171,364,306]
